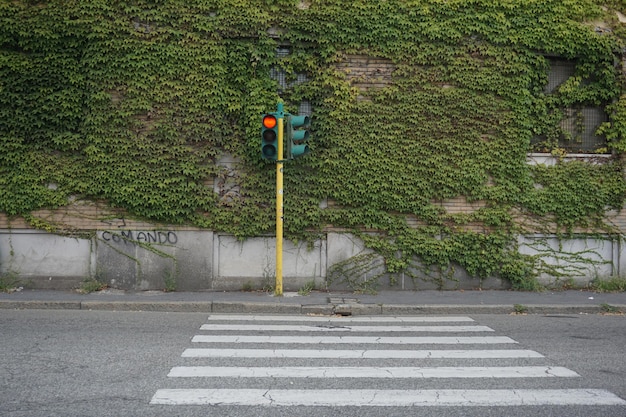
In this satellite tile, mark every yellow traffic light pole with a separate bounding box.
[275,103,284,296]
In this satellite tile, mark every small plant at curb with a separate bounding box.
[600,303,623,315]
[261,276,275,293]
[0,271,20,293]
[78,278,107,294]
[298,280,316,296]
[513,304,529,315]
[592,277,626,293]
[163,270,177,292]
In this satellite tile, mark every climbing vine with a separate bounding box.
[2,0,626,289]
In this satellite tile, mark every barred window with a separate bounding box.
[270,47,311,117]
[531,59,608,154]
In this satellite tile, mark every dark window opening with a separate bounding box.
[270,47,311,117]
[531,59,608,154]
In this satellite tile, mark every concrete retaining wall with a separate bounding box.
[0,229,622,291]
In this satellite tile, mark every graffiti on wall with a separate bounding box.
[101,230,178,245]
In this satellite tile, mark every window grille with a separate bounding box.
[532,59,608,153]
[270,47,311,116]
[544,60,575,93]
[559,106,608,152]
[270,47,309,91]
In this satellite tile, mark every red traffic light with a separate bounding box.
[262,115,277,129]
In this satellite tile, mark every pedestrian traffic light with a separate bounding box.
[286,114,310,160]
[261,113,278,161]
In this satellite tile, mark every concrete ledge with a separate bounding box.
[1,292,625,315]
[301,304,335,315]
[524,304,621,315]
[81,301,213,312]
[382,304,515,315]
[0,300,81,310]
[334,303,383,316]
[211,301,302,314]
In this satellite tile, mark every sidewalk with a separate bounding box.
[1,288,625,315]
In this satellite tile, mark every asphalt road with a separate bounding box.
[1,310,625,417]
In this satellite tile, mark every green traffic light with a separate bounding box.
[286,114,311,160]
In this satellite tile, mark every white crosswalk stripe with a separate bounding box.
[199,323,495,332]
[204,314,476,322]
[181,348,544,359]
[191,334,516,344]
[150,314,626,410]
[152,388,626,407]
[167,365,579,378]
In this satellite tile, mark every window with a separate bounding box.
[270,47,311,117]
[531,59,608,154]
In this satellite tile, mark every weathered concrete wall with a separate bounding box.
[95,230,213,291]
[1,229,623,291]
[0,230,93,289]
[212,235,325,291]
[325,233,510,291]
[519,235,618,286]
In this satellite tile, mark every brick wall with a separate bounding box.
[335,54,395,99]
[0,200,199,232]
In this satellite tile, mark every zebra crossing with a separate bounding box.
[150,314,626,409]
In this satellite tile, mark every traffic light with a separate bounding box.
[286,114,310,160]
[261,113,278,161]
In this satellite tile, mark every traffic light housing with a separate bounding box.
[261,113,279,161]
[286,114,310,160]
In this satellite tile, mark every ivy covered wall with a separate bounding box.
[2,0,626,289]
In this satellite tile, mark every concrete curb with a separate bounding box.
[1,299,624,315]
[0,300,82,310]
